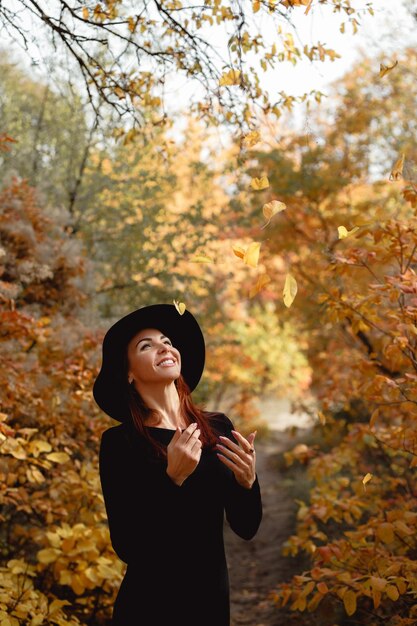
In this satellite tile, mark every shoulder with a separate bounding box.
[100,423,133,452]
[202,410,235,433]
[100,424,124,442]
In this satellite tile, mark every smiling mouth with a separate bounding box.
[157,358,177,367]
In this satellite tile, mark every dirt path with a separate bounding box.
[224,427,309,626]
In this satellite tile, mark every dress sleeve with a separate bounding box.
[99,426,185,564]
[220,414,263,541]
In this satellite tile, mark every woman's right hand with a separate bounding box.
[166,422,202,486]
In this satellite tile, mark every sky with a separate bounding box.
[160,0,416,139]
[2,0,416,134]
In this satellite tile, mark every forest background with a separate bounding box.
[1,0,417,624]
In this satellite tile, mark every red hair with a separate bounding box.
[125,372,221,461]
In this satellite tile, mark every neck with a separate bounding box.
[134,381,185,427]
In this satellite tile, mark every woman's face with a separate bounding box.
[126,327,181,387]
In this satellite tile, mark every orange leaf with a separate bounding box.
[376,522,394,544]
[386,585,399,601]
[343,590,357,616]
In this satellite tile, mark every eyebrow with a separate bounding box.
[135,334,169,347]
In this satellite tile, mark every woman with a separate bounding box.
[93,303,263,626]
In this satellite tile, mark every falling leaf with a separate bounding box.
[362,472,373,490]
[261,200,286,229]
[379,60,398,78]
[389,153,405,181]
[219,69,241,86]
[304,0,314,14]
[283,273,297,308]
[249,273,271,298]
[338,225,360,239]
[232,245,246,259]
[250,176,269,190]
[173,299,186,315]
[317,411,326,425]
[243,130,261,148]
[244,242,261,267]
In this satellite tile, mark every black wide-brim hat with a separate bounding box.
[93,303,205,422]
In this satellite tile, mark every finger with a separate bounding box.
[219,436,253,460]
[231,430,255,453]
[216,444,251,467]
[218,435,246,456]
[216,452,241,471]
[216,453,247,482]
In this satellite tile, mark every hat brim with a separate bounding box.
[93,304,205,422]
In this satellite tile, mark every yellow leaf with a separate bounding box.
[379,60,398,78]
[386,585,399,601]
[127,16,136,32]
[252,0,261,13]
[46,452,71,464]
[395,578,407,594]
[27,438,52,456]
[101,158,112,175]
[362,472,373,489]
[369,408,379,429]
[244,242,261,268]
[1,438,27,459]
[389,153,405,181]
[393,519,413,535]
[232,245,246,259]
[307,590,324,611]
[281,0,310,7]
[26,466,45,484]
[173,300,186,315]
[304,0,314,15]
[343,589,357,616]
[49,599,72,615]
[190,255,214,263]
[376,522,394,544]
[317,411,326,425]
[37,548,60,564]
[82,7,89,19]
[338,225,360,239]
[114,86,126,100]
[242,130,261,148]
[372,588,382,609]
[283,273,297,308]
[71,572,86,595]
[261,200,286,228]
[317,582,329,594]
[219,69,241,86]
[249,273,271,298]
[250,175,269,190]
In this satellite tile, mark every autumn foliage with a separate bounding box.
[249,52,417,625]
[0,167,122,624]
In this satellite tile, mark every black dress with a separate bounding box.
[99,411,263,626]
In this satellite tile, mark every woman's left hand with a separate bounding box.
[216,429,257,489]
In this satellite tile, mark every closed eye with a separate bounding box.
[141,340,172,350]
